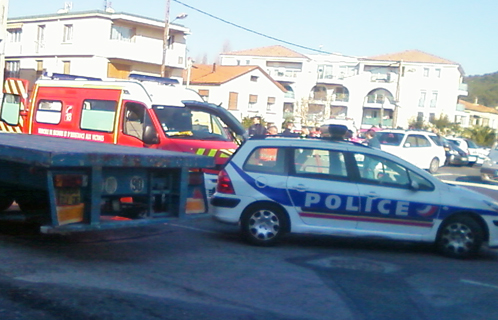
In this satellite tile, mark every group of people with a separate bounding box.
[248,116,381,148]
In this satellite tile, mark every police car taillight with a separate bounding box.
[217,169,235,194]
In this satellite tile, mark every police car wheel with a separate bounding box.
[240,204,288,246]
[429,158,440,174]
[436,215,484,259]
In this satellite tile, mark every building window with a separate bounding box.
[37,25,46,50]
[63,24,73,42]
[246,60,250,65]
[178,56,184,64]
[8,28,22,42]
[198,89,209,101]
[167,35,175,48]
[435,68,441,78]
[267,97,275,112]
[430,92,438,108]
[36,60,44,79]
[423,68,429,77]
[248,94,258,110]
[429,113,435,122]
[418,91,426,107]
[228,92,238,110]
[111,25,134,42]
[250,75,258,82]
[417,112,424,122]
[5,61,20,78]
[63,61,71,74]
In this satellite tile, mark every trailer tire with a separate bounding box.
[0,197,14,212]
[16,190,49,213]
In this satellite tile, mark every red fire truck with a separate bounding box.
[0,74,247,211]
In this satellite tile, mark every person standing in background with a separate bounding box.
[248,116,266,136]
[364,129,381,148]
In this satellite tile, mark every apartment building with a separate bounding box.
[5,9,189,89]
[0,0,9,88]
[220,46,469,130]
[186,63,286,128]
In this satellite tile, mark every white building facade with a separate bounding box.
[220,46,469,131]
[5,10,189,89]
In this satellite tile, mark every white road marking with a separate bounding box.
[433,173,466,177]
[461,279,498,290]
[441,179,498,190]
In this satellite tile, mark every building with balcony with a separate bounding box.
[185,63,286,128]
[5,9,189,90]
[220,46,468,131]
[0,0,8,87]
[457,99,498,130]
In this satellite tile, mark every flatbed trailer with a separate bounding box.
[0,132,214,233]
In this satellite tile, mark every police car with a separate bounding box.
[211,134,498,258]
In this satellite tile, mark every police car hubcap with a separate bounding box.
[441,223,474,253]
[249,210,280,240]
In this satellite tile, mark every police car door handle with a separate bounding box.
[290,184,308,192]
[364,192,379,199]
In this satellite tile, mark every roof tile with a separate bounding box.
[365,49,458,65]
[223,45,308,59]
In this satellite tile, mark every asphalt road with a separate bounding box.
[0,164,497,320]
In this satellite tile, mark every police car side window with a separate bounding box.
[407,170,434,191]
[243,147,285,174]
[294,148,348,180]
[356,153,410,188]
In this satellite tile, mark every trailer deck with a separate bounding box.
[0,133,215,233]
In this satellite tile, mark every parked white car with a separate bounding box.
[376,130,446,173]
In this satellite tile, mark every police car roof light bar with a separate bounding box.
[42,72,102,81]
[128,73,179,85]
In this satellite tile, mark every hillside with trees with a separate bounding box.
[463,72,498,107]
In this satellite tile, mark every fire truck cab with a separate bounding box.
[0,74,247,195]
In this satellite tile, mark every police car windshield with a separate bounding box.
[377,132,404,146]
[152,105,231,141]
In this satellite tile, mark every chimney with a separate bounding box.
[474,97,478,105]
[212,63,217,72]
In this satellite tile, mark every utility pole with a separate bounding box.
[160,0,171,77]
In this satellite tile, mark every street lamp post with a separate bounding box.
[160,0,187,77]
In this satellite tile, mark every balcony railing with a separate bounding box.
[456,103,465,111]
[362,117,393,127]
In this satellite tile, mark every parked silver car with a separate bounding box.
[481,143,498,183]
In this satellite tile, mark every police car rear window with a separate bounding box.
[243,147,285,174]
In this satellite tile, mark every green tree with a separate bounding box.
[462,125,496,147]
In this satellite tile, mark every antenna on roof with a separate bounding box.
[103,0,115,13]
[57,2,72,14]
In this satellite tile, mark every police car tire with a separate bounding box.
[436,215,484,259]
[429,158,440,174]
[240,203,289,246]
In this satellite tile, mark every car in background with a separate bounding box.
[481,142,498,183]
[443,138,469,166]
[211,135,498,258]
[446,137,488,166]
[376,130,446,173]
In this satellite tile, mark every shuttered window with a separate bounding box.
[228,92,238,110]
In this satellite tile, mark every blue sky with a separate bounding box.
[8,0,498,76]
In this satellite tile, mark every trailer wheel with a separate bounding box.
[16,190,49,213]
[0,189,14,212]
[0,198,14,212]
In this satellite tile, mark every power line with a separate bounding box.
[172,0,331,54]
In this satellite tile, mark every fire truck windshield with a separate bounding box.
[152,105,233,141]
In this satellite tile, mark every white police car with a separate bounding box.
[211,135,498,258]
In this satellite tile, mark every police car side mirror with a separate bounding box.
[410,180,420,191]
[143,125,159,144]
